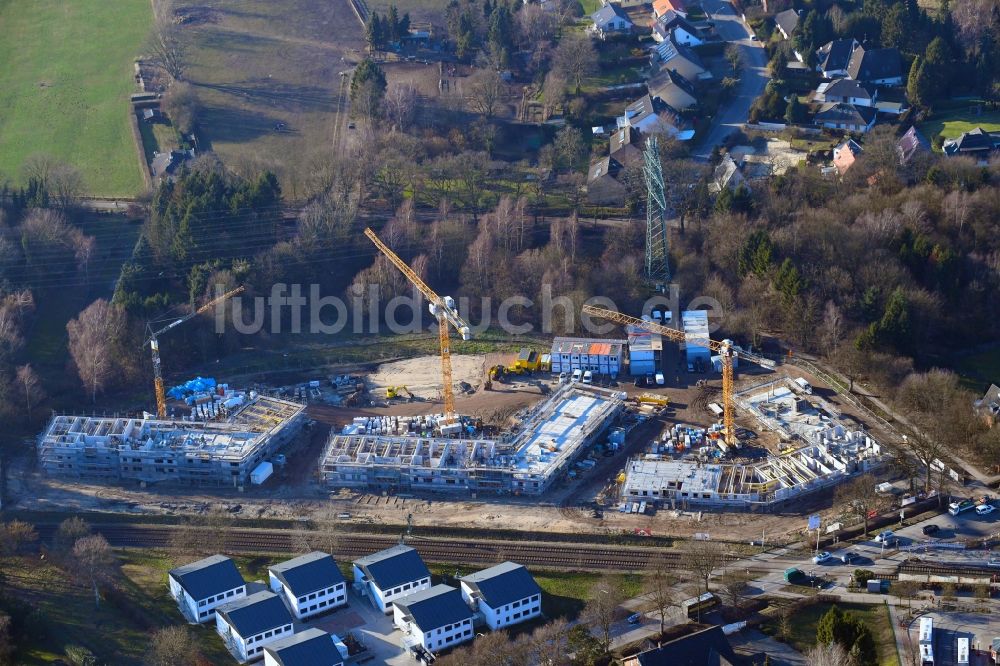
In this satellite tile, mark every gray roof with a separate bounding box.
[943,127,1000,155]
[652,37,707,81]
[588,156,623,183]
[847,46,902,82]
[647,68,698,110]
[609,126,643,166]
[461,562,542,609]
[815,102,876,126]
[823,78,875,101]
[816,39,856,73]
[270,552,346,598]
[774,9,799,36]
[658,10,700,36]
[353,545,429,590]
[591,3,631,26]
[264,628,344,666]
[393,584,472,632]
[217,591,293,638]
[169,554,245,601]
[632,626,752,665]
[897,126,929,163]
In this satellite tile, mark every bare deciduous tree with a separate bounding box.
[149,0,186,80]
[684,540,726,619]
[805,641,856,666]
[55,516,91,555]
[526,618,570,666]
[15,364,44,420]
[583,575,625,654]
[66,299,128,402]
[467,68,507,119]
[384,83,419,131]
[0,520,38,556]
[145,626,206,666]
[835,473,881,536]
[645,555,678,636]
[161,80,199,134]
[70,534,116,608]
[551,33,597,93]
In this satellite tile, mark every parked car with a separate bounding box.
[655,372,665,385]
[976,504,995,516]
[812,551,832,564]
[558,372,568,384]
[839,551,857,564]
[874,530,895,543]
[627,612,643,624]
[922,523,940,536]
[582,370,593,385]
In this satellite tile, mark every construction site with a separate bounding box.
[319,383,626,495]
[619,376,884,509]
[37,394,306,488]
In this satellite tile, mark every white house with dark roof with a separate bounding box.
[459,562,543,631]
[590,4,634,39]
[168,554,247,623]
[652,10,703,45]
[814,102,877,133]
[846,45,903,85]
[215,591,295,663]
[815,38,858,78]
[352,544,431,613]
[816,78,876,107]
[269,552,347,620]
[393,584,474,653]
[263,628,347,666]
[651,36,710,81]
[774,9,800,40]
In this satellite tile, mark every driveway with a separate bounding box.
[693,0,770,159]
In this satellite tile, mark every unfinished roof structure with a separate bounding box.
[38,395,304,487]
[320,383,624,495]
[621,377,882,508]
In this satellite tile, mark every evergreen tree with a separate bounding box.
[387,5,400,43]
[907,56,932,108]
[785,95,807,124]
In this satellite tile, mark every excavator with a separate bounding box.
[386,386,414,401]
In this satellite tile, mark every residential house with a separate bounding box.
[897,126,930,165]
[621,625,762,665]
[393,584,475,653]
[653,0,687,18]
[590,4,634,38]
[168,554,247,623]
[846,46,903,85]
[814,102,877,133]
[774,9,799,40]
[268,551,347,620]
[816,78,876,107]
[815,39,858,78]
[832,139,863,175]
[974,384,1000,426]
[652,36,710,81]
[263,629,347,666]
[352,545,431,613]
[459,562,543,631]
[708,154,746,194]
[151,149,194,179]
[215,591,295,663]
[620,94,694,140]
[142,108,162,123]
[647,68,698,111]
[652,10,703,45]
[609,126,645,168]
[587,157,628,205]
[943,127,1000,160]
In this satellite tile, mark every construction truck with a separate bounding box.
[386,386,414,401]
[636,393,670,407]
[489,365,508,382]
[513,348,542,372]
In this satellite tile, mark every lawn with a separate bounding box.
[579,0,603,15]
[919,107,1000,145]
[762,601,900,666]
[953,347,1000,391]
[0,0,150,196]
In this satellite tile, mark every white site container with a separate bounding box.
[251,461,273,485]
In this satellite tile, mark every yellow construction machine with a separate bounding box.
[386,386,414,400]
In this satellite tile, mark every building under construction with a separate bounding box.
[38,394,305,488]
[620,377,884,509]
[319,383,625,495]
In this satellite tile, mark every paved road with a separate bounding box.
[692,0,770,159]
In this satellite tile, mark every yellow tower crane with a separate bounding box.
[146,285,245,418]
[581,305,776,447]
[364,228,471,416]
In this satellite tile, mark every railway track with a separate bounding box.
[34,524,729,571]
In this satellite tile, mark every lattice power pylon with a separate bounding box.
[643,136,670,284]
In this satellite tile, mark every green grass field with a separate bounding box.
[762,602,900,666]
[0,0,150,196]
[919,109,1000,145]
[954,348,1000,391]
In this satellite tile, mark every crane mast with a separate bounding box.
[364,228,471,416]
[581,305,775,447]
[147,285,245,418]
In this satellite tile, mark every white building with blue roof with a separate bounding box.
[216,590,295,663]
[168,554,247,623]
[392,584,474,653]
[352,545,431,613]
[269,552,347,620]
[460,562,543,630]
[263,628,346,666]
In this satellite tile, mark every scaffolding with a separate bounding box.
[38,395,305,487]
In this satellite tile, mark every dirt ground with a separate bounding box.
[368,353,488,399]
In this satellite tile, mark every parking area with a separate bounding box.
[903,611,1000,665]
[301,588,409,665]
